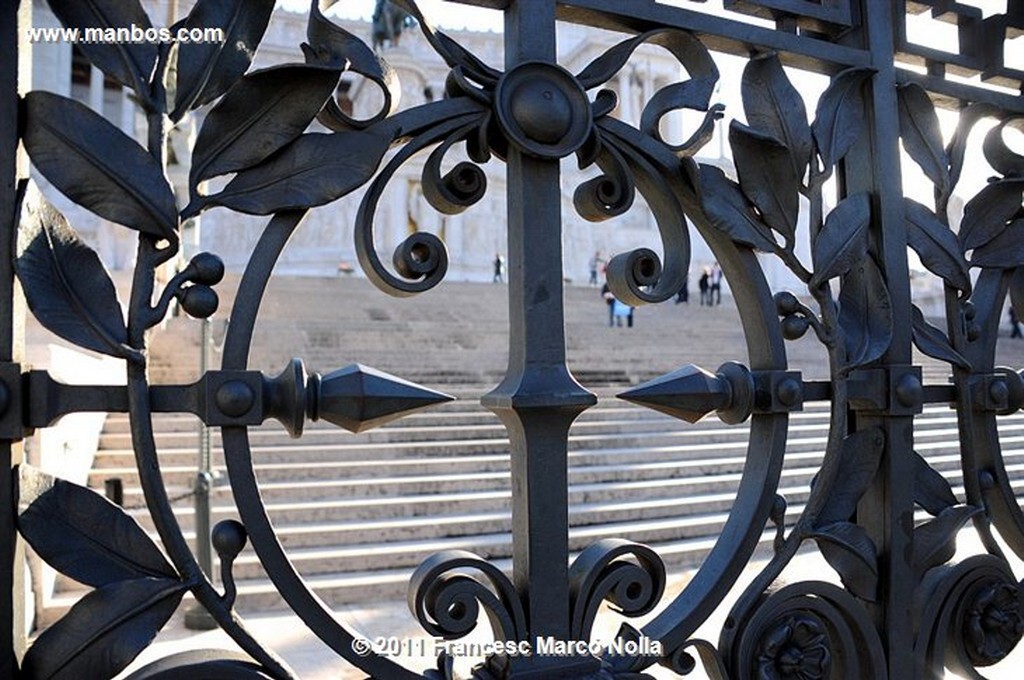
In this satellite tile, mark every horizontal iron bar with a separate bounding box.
[20,372,966,430]
[23,370,263,429]
[896,68,1024,113]
[802,380,957,405]
[554,0,870,74]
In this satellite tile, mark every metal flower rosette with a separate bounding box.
[5,0,1024,678]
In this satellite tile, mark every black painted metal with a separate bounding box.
[0,2,21,676]
[5,0,1024,678]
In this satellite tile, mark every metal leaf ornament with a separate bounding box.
[958,178,1024,255]
[741,52,812,180]
[983,116,1024,178]
[730,121,799,243]
[170,0,277,120]
[186,129,394,217]
[567,28,721,305]
[45,0,157,105]
[912,450,958,516]
[809,192,871,289]
[809,521,879,601]
[574,28,720,152]
[910,305,971,371]
[903,198,971,295]
[302,0,401,130]
[21,577,187,680]
[971,219,1024,269]
[912,505,982,577]
[812,67,873,169]
[897,82,951,198]
[22,91,178,239]
[946,102,999,194]
[813,428,884,527]
[15,184,141,363]
[838,256,893,370]
[17,466,187,680]
[17,465,178,587]
[697,164,777,252]
[189,63,343,191]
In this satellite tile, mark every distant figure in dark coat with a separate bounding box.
[492,253,504,283]
[602,283,614,326]
[698,268,710,306]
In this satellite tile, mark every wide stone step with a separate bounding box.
[115,451,1024,539]
[92,417,1024,497]
[99,436,821,496]
[90,418,1024,493]
[68,465,1024,606]
[219,522,791,610]
[122,455,1015,555]
[224,510,788,580]
[56,471,1024,611]
[95,413,746,450]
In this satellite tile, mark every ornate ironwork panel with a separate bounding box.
[3,0,1024,677]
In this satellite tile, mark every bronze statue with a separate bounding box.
[372,0,413,51]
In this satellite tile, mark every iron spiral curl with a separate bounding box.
[573,131,635,222]
[717,581,887,680]
[354,112,486,297]
[408,550,527,643]
[421,124,489,215]
[568,539,667,642]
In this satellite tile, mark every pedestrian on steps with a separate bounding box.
[492,253,504,283]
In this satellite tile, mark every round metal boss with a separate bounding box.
[494,62,592,159]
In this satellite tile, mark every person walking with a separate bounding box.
[601,282,615,326]
[710,262,722,306]
[612,298,633,327]
[1011,308,1022,339]
[588,251,605,286]
[698,268,710,306]
[492,253,504,283]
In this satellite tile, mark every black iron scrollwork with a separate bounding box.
[570,29,724,307]
[8,0,1024,678]
[568,539,666,643]
[409,550,527,643]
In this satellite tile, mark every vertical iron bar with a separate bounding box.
[0,0,27,672]
[482,0,596,649]
[198,314,212,576]
[845,4,915,677]
[184,317,216,630]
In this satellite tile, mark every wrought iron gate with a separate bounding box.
[3,0,1024,677]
